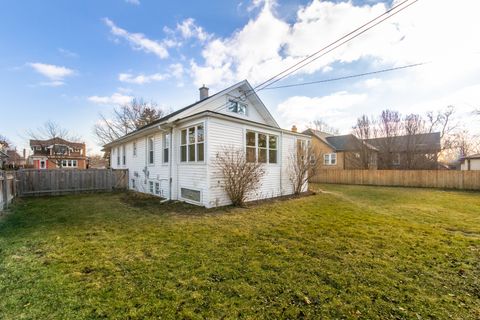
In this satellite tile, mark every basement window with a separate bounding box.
[181,188,201,203]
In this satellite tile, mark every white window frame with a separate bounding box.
[122,145,126,166]
[40,160,46,169]
[149,181,154,193]
[147,136,154,165]
[155,182,160,195]
[227,99,247,116]
[180,187,202,204]
[133,141,137,157]
[245,131,278,164]
[180,124,205,163]
[163,133,170,163]
[323,153,337,165]
[116,147,120,166]
[392,153,401,165]
[131,179,136,189]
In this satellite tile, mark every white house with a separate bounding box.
[460,154,480,171]
[104,80,311,208]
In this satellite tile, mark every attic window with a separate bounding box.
[227,99,247,115]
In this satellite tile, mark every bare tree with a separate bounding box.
[29,121,82,168]
[93,98,167,146]
[308,119,339,135]
[426,106,457,151]
[288,141,319,195]
[403,113,430,169]
[352,115,375,169]
[212,147,266,207]
[374,110,403,169]
[0,134,11,150]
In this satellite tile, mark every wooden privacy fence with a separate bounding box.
[0,171,15,210]
[15,169,128,197]
[311,169,480,191]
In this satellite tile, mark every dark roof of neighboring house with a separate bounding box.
[365,132,441,153]
[303,129,378,152]
[30,138,85,148]
[326,134,378,152]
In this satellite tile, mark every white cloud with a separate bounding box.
[88,93,133,105]
[190,0,480,89]
[176,18,209,42]
[103,18,168,59]
[28,62,74,80]
[169,63,184,78]
[58,48,78,58]
[39,81,65,87]
[277,91,368,130]
[125,0,140,5]
[118,72,168,84]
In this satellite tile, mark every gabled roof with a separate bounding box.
[104,80,280,148]
[365,132,441,153]
[6,150,23,161]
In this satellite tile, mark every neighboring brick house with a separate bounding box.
[304,129,378,170]
[30,138,87,169]
[365,132,441,170]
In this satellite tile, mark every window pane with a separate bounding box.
[197,143,204,161]
[188,127,195,144]
[269,150,277,164]
[164,148,169,163]
[181,146,187,162]
[324,154,329,165]
[238,103,246,115]
[227,100,237,112]
[246,131,256,146]
[164,134,170,148]
[246,147,256,162]
[181,130,187,145]
[149,150,154,164]
[258,148,267,163]
[197,125,204,142]
[269,136,277,149]
[258,134,267,148]
[188,144,195,161]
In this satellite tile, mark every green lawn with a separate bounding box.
[1,185,479,319]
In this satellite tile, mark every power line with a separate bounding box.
[211,0,419,112]
[257,0,419,91]
[254,0,417,91]
[261,62,427,90]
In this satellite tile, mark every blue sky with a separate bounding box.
[1,0,479,154]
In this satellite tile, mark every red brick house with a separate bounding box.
[30,138,87,169]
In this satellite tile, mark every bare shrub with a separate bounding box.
[288,141,319,195]
[213,147,265,207]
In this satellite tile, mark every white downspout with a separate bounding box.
[280,130,283,196]
[168,126,173,201]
